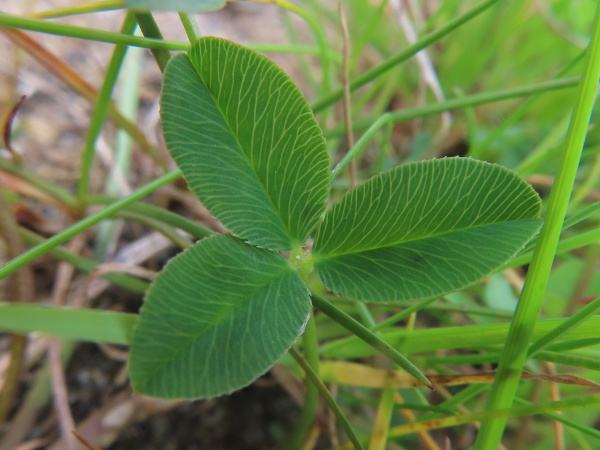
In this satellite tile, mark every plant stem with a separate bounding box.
[330,77,579,137]
[0,170,181,280]
[20,228,149,293]
[310,294,432,389]
[527,296,600,358]
[179,13,202,42]
[289,347,364,450]
[0,12,189,50]
[475,4,600,446]
[287,312,320,449]
[78,13,136,201]
[331,113,392,181]
[134,12,171,72]
[90,195,213,239]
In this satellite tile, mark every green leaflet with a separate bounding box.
[161,38,330,251]
[313,158,543,302]
[129,234,310,399]
[124,0,225,12]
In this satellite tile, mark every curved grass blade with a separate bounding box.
[161,37,330,251]
[313,158,542,302]
[310,294,432,389]
[129,234,310,399]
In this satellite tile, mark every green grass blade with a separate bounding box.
[0,170,181,280]
[331,77,579,137]
[310,294,432,389]
[321,316,600,359]
[528,296,600,357]
[21,229,148,293]
[476,4,600,444]
[133,12,170,71]
[0,303,136,345]
[289,348,365,450]
[78,13,136,200]
[0,12,189,50]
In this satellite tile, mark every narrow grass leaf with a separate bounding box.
[310,294,432,389]
[161,38,330,251]
[314,158,542,302]
[129,234,310,399]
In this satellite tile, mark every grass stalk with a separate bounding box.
[289,347,364,450]
[310,294,432,389]
[77,13,136,201]
[330,76,579,137]
[0,170,181,280]
[0,12,189,50]
[477,9,600,436]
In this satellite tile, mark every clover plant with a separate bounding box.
[129,37,542,400]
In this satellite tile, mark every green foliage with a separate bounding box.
[129,37,542,400]
[2,2,597,447]
[161,39,330,251]
[313,158,542,301]
[130,234,309,399]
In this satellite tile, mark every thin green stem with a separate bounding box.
[95,30,143,260]
[287,312,320,449]
[311,0,502,112]
[321,316,600,359]
[329,76,579,137]
[505,224,600,268]
[0,12,189,50]
[527,296,600,358]
[514,398,600,442]
[0,158,79,209]
[0,170,181,280]
[310,294,432,389]
[0,303,136,345]
[476,5,600,445]
[115,211,193,248]
[179,13,202,42]
[372,296,440,331]
[20,228,148,293]
[331,113,392,181]
[289,348,364,450]
[134,12,170,72]
[470,49,587,158]
[90,195,213,239]
[78,13,136,201]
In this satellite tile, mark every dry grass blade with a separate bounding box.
[1,94,26,162]
[318,361,600,390]
[0,186,34,426]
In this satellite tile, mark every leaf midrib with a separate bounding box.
[188,49,300,249]
[313,216,541,261]
[134,262,296,391]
